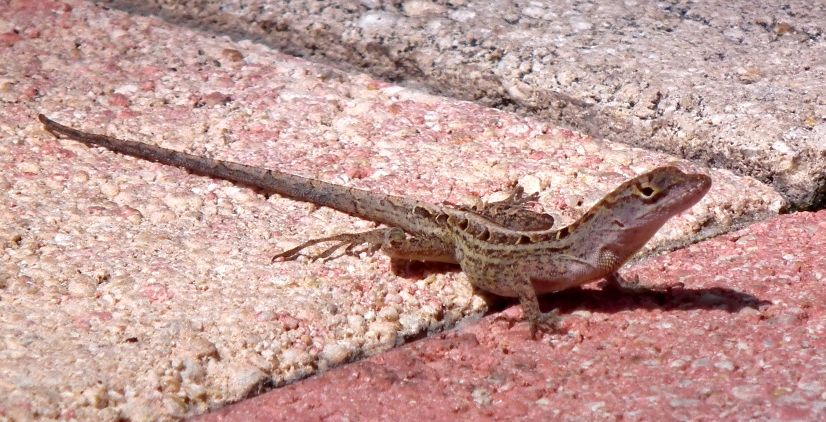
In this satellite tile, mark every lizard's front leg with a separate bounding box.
[465,268,561,338]
[513,281,562,338]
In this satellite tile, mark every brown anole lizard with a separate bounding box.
[38,114,711,337]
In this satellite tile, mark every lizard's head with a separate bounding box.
[601,166,711,227]
[574,166,711,251]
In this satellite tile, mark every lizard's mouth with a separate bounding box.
[639,172,711,222]
[675,173,712,210]
[615,170,712,251]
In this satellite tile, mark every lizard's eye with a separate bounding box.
[634,184,659,199]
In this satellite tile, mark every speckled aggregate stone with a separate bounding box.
[201,210,826,421]
[0,1,785,420]
[103,0,826,209]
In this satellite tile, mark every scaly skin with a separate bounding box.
[39,114,711,337]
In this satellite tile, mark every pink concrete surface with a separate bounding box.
[200,210,826,421]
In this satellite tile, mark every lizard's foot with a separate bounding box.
[529,309,563,338]
[474,275,564,339]
[493,308,562,338]
[272,228,393,262]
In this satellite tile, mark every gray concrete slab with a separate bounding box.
[104,0,826,209]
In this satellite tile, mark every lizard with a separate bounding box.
[38,114,712,337]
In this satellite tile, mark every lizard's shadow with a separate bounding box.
[546,284,768,314]
[482,283,770,315]
[394,263,769,314]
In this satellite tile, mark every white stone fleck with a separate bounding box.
[358,12,399,32]
[771,140,792,155]
[114,84,139,94]
[53,233,72,246]
[448,9,476,22]
[320,342,351,367]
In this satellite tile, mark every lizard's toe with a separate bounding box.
[491,309,521,329]
[530,309,563,338]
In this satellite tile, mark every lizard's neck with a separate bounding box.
[564,203,661,264]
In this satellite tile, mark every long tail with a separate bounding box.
[38,114,433,232]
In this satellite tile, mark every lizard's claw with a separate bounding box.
[529,309,563,339]
[493,308,562,338]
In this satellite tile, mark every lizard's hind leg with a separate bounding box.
[274,227,459,275]
[272,228,394,262]
[379,231,459,276]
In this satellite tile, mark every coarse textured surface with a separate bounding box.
[0,1,783,420]
[200,210,826,421]
[103,0,826,209]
